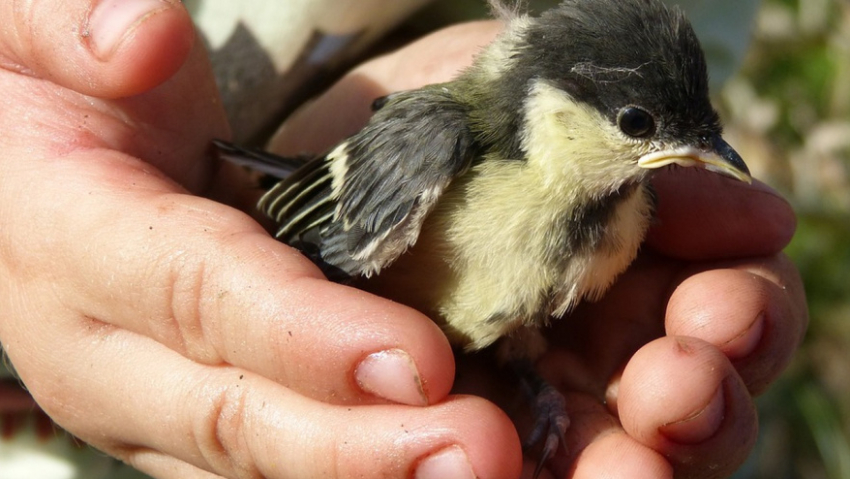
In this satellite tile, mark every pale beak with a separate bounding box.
[637,135,752,184]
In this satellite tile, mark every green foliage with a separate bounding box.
[787,213,850,317]
[734,0,850,477]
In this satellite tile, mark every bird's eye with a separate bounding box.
[618,107,656,138]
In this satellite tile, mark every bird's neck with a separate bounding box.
[456,18,535,162]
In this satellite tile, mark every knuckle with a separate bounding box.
[748,253,809,343]
[145,246,224,365]
[194,380,264,479]
[5,0,51,68]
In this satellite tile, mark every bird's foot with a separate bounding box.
[523,383,569,479]
[508,357,569,478]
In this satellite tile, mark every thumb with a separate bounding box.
[0,0,194,98]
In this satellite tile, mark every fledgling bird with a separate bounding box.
[214,0,751,473]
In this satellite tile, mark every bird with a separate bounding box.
[213,0,751,474]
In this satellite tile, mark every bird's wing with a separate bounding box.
[260,86,477,280]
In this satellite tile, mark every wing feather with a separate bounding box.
[223,86,478,280]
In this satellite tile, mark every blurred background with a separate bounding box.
[722,0,850,477]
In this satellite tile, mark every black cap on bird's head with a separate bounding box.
[478,0,751,183]
[527,0,717,140]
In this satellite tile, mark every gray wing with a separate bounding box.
[259,86,477,280]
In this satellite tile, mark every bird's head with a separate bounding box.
[475,0,750,192]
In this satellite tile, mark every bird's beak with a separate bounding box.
[637,135,752,184]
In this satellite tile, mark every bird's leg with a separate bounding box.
[508,358,570,479]
[498,329,569,478]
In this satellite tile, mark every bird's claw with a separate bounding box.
[523,384,569,479]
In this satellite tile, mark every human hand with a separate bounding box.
[0,3,520,479]
[501,169,804,479]
[271,21,807,479]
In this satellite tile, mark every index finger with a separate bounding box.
[647,168,796,260]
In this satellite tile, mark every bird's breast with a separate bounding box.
[363,162,655,350]
[549,182,655,316]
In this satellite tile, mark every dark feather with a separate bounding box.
[211,140,309,178]
[256,85,478,278]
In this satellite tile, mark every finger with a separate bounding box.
[515,393,672,479]
[544,255,674,391]
[1,147,454,407]
[647,168,796,260]
[267,21,503,155]
[568,431,673,479]
[617,337,758,478]
[7,313,522,479]
[666,253,808,394]
[544,248,807,403]
[0,0,194,98]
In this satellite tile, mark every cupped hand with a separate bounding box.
[0,2,520,479]
[525,170,805,479]
[270,20,808,479]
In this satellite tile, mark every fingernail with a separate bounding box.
[87,0,168,59]
[723,313,765,360]
[415,446,477,479]
[659,384,725,444]
[355,349,427,406]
